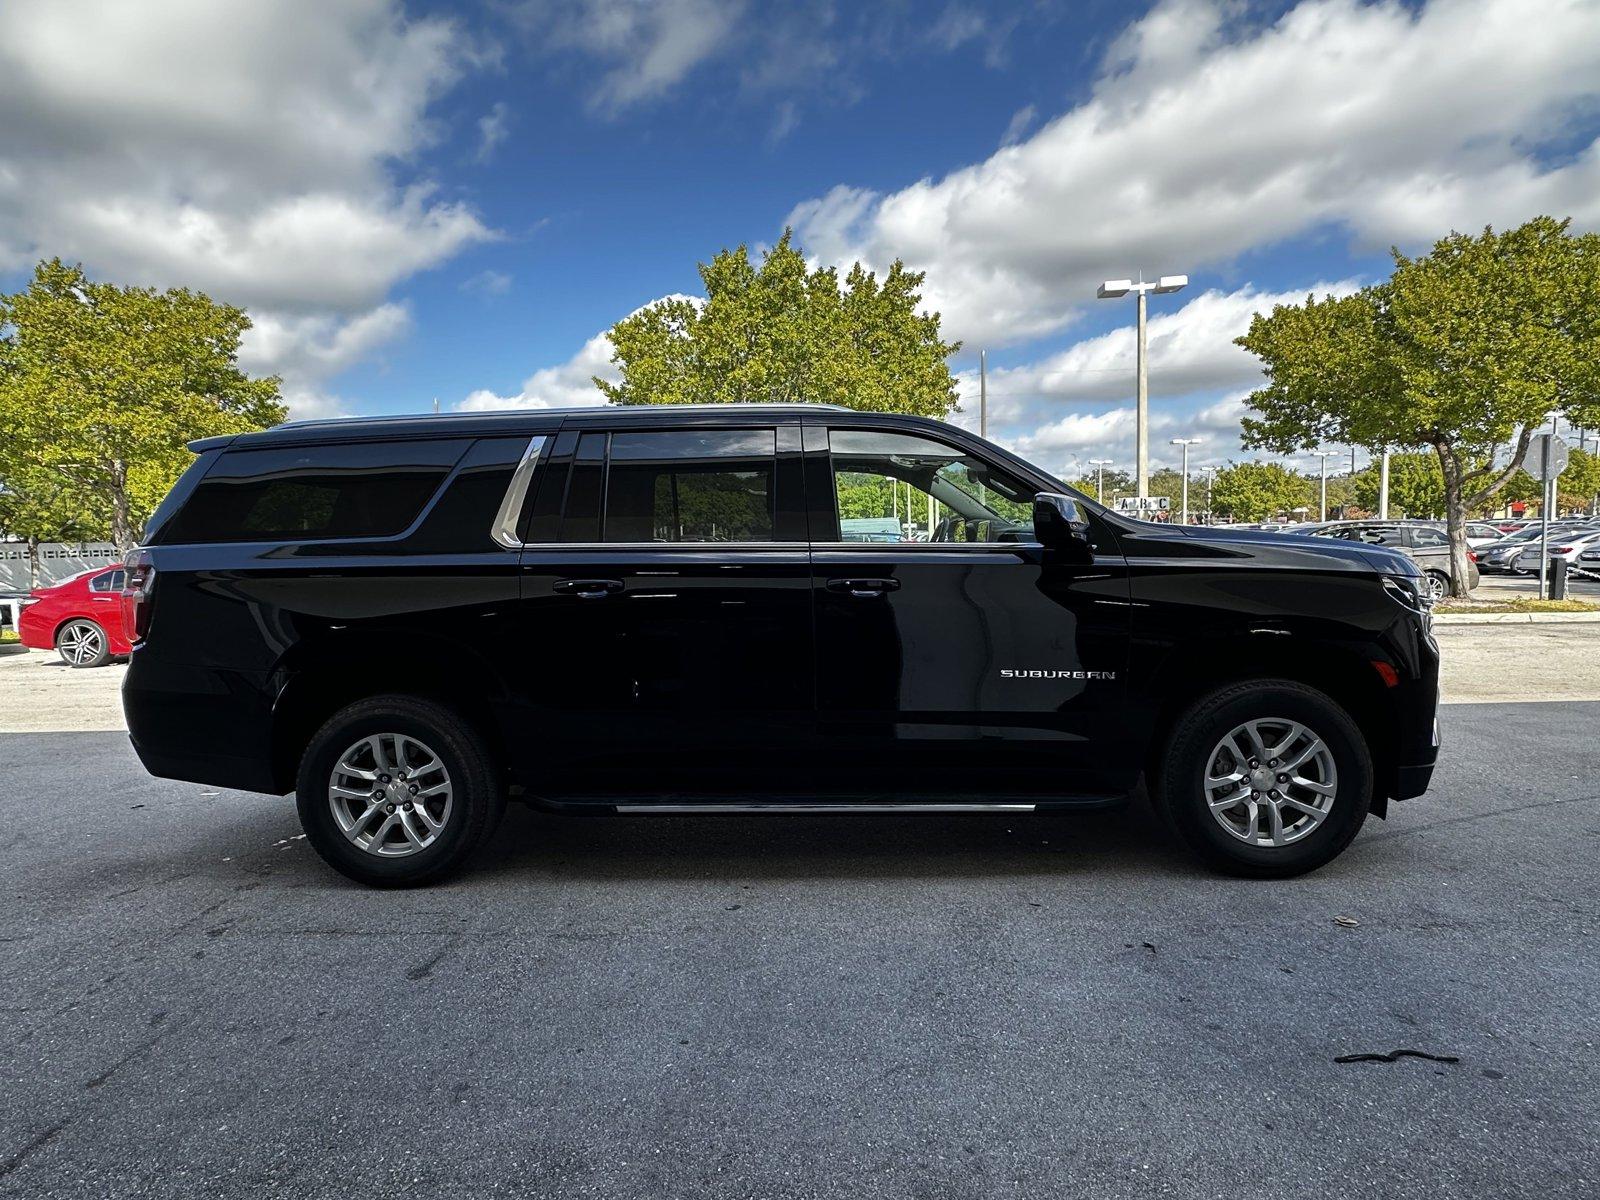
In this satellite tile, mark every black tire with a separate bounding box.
[295,695,504,887]
[56,618,110,668]
[1151,680,1372,878]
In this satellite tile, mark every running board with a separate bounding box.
[611,802,1037,814]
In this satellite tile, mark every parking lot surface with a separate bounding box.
[1,639,1597,1198]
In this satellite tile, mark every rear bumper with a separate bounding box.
[17,608,52,650]
[123,652,282,794]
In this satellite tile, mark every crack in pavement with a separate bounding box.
[1334,1049,1461,1065]
[0,1118,72,1184]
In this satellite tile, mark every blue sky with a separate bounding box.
[3,0,1599,476]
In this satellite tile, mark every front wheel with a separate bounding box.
[57,619,110,668]
[296,696,504,887]
[1152,680,1372,878]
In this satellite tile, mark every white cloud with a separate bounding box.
[461,269,513,296]
[943,281,1363,477]
[1001,392,1261,481]
[0,0,495,412]
[238,304,415,420]
[967,281,1359,418]
[999,104,1036,148]
[460,293,700,411]
[474,101,511,163]
[788,0,1600,348]
[459,329,617,411]
[517,0,741,113]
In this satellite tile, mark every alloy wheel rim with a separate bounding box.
[328,733,453,858]
[1424,574,1447,602]
[1203,718,1337,848]
[60,622,103,665]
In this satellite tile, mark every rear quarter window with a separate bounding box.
[159,439,469,544]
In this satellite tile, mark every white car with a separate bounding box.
[1546,528,1600,561]
[1506,527,1600,573]
[1464,522,1508,549]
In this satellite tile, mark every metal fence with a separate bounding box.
[0,541,119,593]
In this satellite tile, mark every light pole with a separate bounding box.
[1378,449,1391,519]
[1088,458,1114,504]
[1169,438,1202,524]
[1312,450,1333,521]
[1204,466,1217,524]
[1098,273,1188,500]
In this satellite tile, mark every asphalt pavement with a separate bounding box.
[1,701,1596,1198]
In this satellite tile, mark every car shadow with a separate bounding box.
[465,794,1198,884]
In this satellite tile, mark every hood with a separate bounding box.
[1165,523,1418,576]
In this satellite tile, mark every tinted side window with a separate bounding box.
[560,433,606,542]
[89,570,123,592]
[1409,527,1448,548]
[163,440,468,544]
[827,428,1037,544]
[603,430,777,543]
[1327,525,1403,547]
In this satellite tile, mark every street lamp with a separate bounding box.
[1098,272,1188,500]
[1311,450,1334,522]
[1088,458,1114,504]
[1169,438,1202,524]
[1204,466,1217,524]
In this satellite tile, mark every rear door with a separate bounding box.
[803,420,1134,798]
[515,418,814,794]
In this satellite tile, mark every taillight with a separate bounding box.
[121,549,154,642]
[1551,546,1573,554]
[1467,550,1477,562]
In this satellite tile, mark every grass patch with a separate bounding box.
[1438,598,1600,614]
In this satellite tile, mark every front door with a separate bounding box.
[806,423,1134,798]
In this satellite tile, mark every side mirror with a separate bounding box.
[1033,492,1091,550]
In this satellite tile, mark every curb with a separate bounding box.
[1433,611,1600,625]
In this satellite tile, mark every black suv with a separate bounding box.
[121,406,1440,886]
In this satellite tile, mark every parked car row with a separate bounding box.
[1473,521,1600,575]
[1281,521,1478,601]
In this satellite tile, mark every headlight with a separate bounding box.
[1381,574,1432,625]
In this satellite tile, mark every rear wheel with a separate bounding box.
[57,619,110,668]
[1152,680,1372,878]
[1422,571,1449,603]
[296,696,503,887]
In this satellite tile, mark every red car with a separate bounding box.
[17,564,133,667]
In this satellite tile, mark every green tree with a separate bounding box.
[1068,467,1132,504]
[598,230,960,415]
[0,259,285,553]
[1558,446,1600,514]
[1351,453,1445,518]
[1237,217,1600,596]
[0,456,100,587]
[1211,461,1310,523]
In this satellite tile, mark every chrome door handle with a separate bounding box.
[553,578,624,598]
[826,577,901,599]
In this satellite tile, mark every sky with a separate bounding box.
[3,0,1600,478]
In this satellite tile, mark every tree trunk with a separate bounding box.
[1434,443,1474,599]
[109,458,133,558]
[26,534,39,591]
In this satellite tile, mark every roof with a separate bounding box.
[188,403,920,452]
